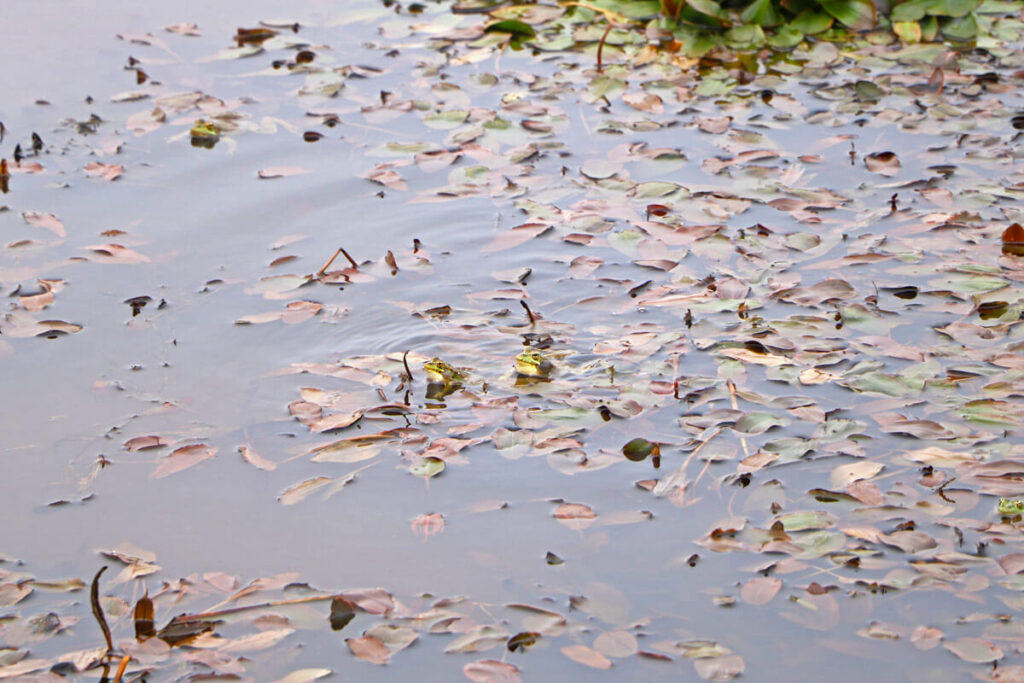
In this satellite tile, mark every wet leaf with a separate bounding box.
[278,476,333,505]
[151,445,217,479]
[864,151,900,176]
[943,637,1003,663]
[21,211,65,237]
[740,577,781,606]
[484,20,536,38]
[272,669,332,683]
[830,461,884,488]
[694,654,745,681]
[347,635,390,664]
[561,644,611,670]
[622,438,659,461]
[463,659,522,682]
[258,166,310,179]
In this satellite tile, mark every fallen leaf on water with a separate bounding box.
[593,630,638,658]
[561,644,612,670]
[151,445,217,479]
[463,659,522,682]
[348,635,390,664]
[258,166,311,179]
[238,445,277,471]
[84,162,124,181]
[278,476,333,505]
[830,461,884,489]
[864,151,900,176]
[482,223,551,253]
[553,503,597,531]
[943,637,1003,663]
[411,513,445,538]
[124,435,170,451]
[740,577,782,606]
[85,244,150,263]
[694,654,745,681]
[22,211,66,237]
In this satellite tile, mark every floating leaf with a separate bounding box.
[943,637,1003,663]
[740,577,782,606]
[561,644,612,670]
[622,438,659,462]
[347,635,390,664]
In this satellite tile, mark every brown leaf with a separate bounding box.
[238,445,277,471]
[481,223,551,253]
[740,577,781,606]
[864,151,900,176]
[411,513,445,538]
[278,476,333,505]
[998,553,1024,575]
[151,444,217,479]
[85,244,150,263]
[463,659,522,682]
[258,166,311,179]
[84,162,124,181]
[553,503,597,531]
[943,637,1003,663]
[347,635,390,664]
[22,211,66,237]
[561,644,612,670]
[124,435,169,451]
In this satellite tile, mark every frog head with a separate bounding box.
[515,349,552,378]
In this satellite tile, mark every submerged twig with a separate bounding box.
[91,566,113,655]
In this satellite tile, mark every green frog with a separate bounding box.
[998,498,1024,519]
[424,358,465,385]
[515,349,553,379]
[190,119,220,149]
[423,358,466,400]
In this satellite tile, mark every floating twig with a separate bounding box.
[91,566,113,654]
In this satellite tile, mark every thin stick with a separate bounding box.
[91,566,113,654]
[173,593,338,622]
[112,655,131,683]
[596,22,614,73]
[402,350,413,384]
[727,381,750,458]
[316,248,343,277]
[339,247,359,269]
[520,300,536,326]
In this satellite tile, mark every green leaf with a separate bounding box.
[892,0,930,21]
[768,24,805,46]
[724,23,767,48]
[742,0,785,26]
[484,19,537,38]
[622,438,659,461]
[920,14,939,37]
[775,510,837,531]
[939,12,978,36]
[855,80,886,101]
[789,9,834,33]
[927,0,981,17]
[892,19,923,40]
[818,0,876,29]
[733,412,787,434]
[409,457,445,478]
[674,26,724,56]
[683,0,731,22]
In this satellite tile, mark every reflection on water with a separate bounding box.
[1,0,1023,680]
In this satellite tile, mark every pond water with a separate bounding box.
[2,0,1024,681]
